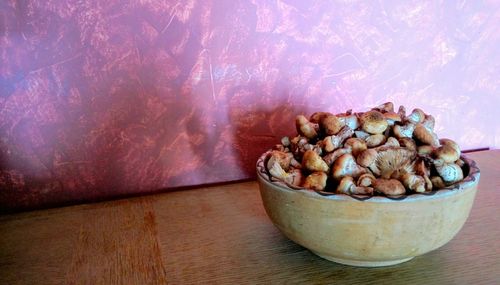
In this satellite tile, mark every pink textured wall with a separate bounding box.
[1,0,499,210]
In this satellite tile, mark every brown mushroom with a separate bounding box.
[400,173,426,193]
[379,137,400,148]
[372,147,416,179]
[303,172,328,191]
[361,110,389,134]
[393,122,416,139]
[309,112,333,123]
[430,176,446,189]
[406,108,426,124]
[413,123,439,147]
[268,161,303,186]
[417,145,435,156]
[373,102,394,113]
[323,147,352,167]
[332,153,367,180]
[413,159,433,191]
[295,115,318,139]
[266,151,292,171]
[281,136,291,147]
[422,114,435,131]
[365,134,387,148]
[423,175,433,192]
[354,130,370,140]
[384,112,402,126]
[434,160,463,185]
[322,126,354,152]
[439,138,461,156]
[398,137,417,151]
[397,105,406,120]
[320,114,345,136]
[373,178,406,196]
[336,176,355,194]
[357,173,376,187]
[302,150,329,173]
[433,145,460,163]
[356,149,378,168]
[290,136,309,158]
[344,137,368,157]
[337,113,360,130]
[337,176,374,195]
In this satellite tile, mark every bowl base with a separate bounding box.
[311,251,414,267]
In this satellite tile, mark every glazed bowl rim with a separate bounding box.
[256,150,480,203]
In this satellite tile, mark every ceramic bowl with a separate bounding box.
[256,150,480,267]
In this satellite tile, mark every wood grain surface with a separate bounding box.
[0,150,499,284]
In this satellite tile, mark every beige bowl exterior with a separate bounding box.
[257,151,480,267]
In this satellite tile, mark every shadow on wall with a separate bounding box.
[182,82,308,186]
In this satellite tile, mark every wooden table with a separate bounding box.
[1,150,499,284]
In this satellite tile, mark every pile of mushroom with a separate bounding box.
[266,102,466,196]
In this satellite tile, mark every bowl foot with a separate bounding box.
[311,251,414,267]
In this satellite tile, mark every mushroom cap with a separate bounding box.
[302,150,329,173]
[407,108,426,124]
[413,123,439,146]
[337,176,355,194]
[382,137,400,148]
[344,137,367,157]
[354,130,370,140]
[374,102,394,113]
[433,145,460,163]
[281,136,291,147]
[417,145,434,156]
[373,147,416,179]
[361,110,388,134]
[322,136,339,153]
[383,112,402,125]
[323,147,351,167]
[332,153,366,180]
[266,150,292,171]
[303,172,328,191]
[373,178,406,196]
[309,112,333,123]
[357,173,376,187]
[439,138,461,155]
[351,186,374,195]
[320,114,345,136]
[401,173,426,193]
[356,149,378,167]
[322,126,354,152]
[295,115,318,139]
[435,162,464,185]
[365,134,387,148]
[337,114,360,130]
[397,105,406,119]
[398,137,417,151]
[393,123,416,139]
[422,114,435,131]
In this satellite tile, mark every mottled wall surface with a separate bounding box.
[1,0,499,210]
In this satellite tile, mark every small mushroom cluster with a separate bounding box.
[266,102,466,196]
